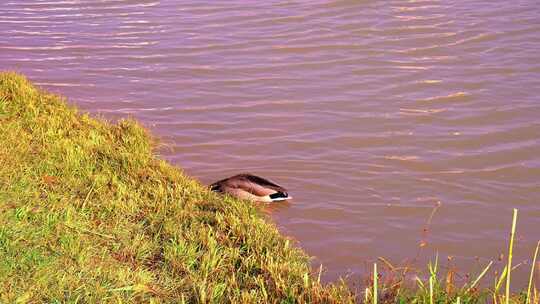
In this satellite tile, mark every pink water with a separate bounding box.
[2,0,539,287]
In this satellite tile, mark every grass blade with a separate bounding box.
[429,276,434,304]
[373,263,378,304]
[527,241,540,304]
[317,264,323,285]
[466,261,493,293]
[506,208,518,304]
[495,265,508,293]
[416,276,426,292]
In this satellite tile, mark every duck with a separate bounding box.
[210,173,291,203]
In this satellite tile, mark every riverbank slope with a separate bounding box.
[0,72,352,303]
[1,72,533,303]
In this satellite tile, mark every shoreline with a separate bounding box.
[0,72,353,303]
[0,72,534,303]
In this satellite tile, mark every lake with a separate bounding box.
[2,0,539,287]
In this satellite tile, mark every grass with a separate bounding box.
[527,241,540,304]
[0,72,352,303]
[0,71,537,303]
[361,209,538,304]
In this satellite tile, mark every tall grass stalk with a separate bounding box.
[494,265,508,300]
[429,276,434,304]
[373,263,378,304]
[466,261,493,293]
[365,287,370,304]
[527,241,540,304]
[428,254,437,304]
[506,208,518,304]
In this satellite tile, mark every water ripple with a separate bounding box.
[2,0,539,286]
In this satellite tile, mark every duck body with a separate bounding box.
[210,174,291,203]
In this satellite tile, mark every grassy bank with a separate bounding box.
[0,72,536,303]
[0,72,352,303]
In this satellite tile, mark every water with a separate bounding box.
[2,0,539,287]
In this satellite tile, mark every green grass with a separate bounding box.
[0,72,352,303]
[362,209,537,304]
[0,72,537,303]
[358,210,539,304]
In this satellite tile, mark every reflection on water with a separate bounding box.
[2,0,539,286]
